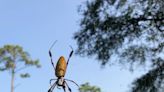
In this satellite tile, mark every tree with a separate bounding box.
[79,82,101,92]
[0,45,41,92]
[74,0,164,92]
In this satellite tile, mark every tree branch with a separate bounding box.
[15,66,27,73]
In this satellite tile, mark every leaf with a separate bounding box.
[20,73,30,78]
[79,82,101,92]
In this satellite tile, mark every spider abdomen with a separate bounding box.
[55,56,67,77]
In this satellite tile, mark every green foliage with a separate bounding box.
[79,82,101,92]
[75,0,164,65]
[0,45,41,73]
[0,44,41,92]
[131,59,164,92]
[20,73,30,78]
[75,0,164,92]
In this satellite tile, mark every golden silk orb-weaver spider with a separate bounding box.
[48,41,79,92]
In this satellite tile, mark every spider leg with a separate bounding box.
[51,82,57,91]
[48,82,56,92]
[62,82,67,92]
[64,81,72,92]
[49,79,57,86]
[49,40,57,70]
[66,45,74,67]
[65,79,79,88]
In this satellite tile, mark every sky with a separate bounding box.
[0,0,146,92]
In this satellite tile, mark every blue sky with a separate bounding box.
[0,0,145,92]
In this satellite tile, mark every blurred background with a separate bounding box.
[0,0,163,92]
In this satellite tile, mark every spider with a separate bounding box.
[48,41,79,92]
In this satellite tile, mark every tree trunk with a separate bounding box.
[11,69,15,92]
